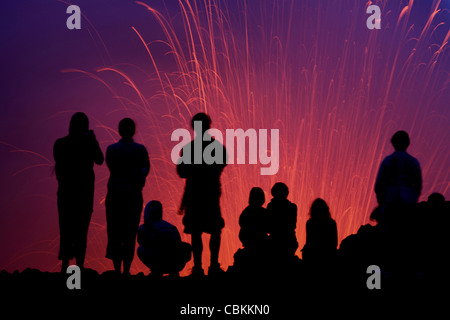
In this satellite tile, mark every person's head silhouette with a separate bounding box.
[119,118,136,140]
[428,193,445,207]
[144,200,163,222]
[271,182,289,199]
[191,112,211,135]
[391,130,410,151]
[69,112,89,136]
[249,187,265,207]
[310,198,331,219]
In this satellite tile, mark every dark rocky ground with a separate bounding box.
[0,256,431,318]
[3,206,448,317]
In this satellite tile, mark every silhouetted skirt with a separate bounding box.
[57,187,94,261]
[105,187,143,261]
[182,200,224,235]
[179,177,225,235]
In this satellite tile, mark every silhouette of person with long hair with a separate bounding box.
[301,198,338,265]
[375,130,422,208]
[239,187,268,251]
[230,187,269,275]
[105,118,150,275]
[177,113,227,276]
[137,201,192,278]
[53,112,104,271]
[266,182,298,258]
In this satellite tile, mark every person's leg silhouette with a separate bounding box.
[210,231,221,265]
[191,233,204,276]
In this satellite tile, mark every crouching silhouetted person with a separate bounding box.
[266,182,298,258]
[302,198,338,266]
[137,201,192,277]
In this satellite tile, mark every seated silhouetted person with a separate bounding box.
[266,182,298,257]
[239,187,269,251]
[301,198,338,265]
[375,131,422,212]
[421,193,449,278]
[427,193,447,213]
[230,187,269,275]
[53,112,104,271]
[105,118,150,275]
[424,192,448,241]
[137,201,191,277]
[177,113,227,276]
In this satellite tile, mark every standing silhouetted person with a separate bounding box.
[137,201,191,278]
[54,112,104,271]
[375,130,422,209]
[266,182,298,257]
[105,118,150,275]
[177,113,227,276]
[301,198,338,265]
[239,187,269,251]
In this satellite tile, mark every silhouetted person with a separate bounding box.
[229,187,269,275]
[302,198,338,265]
[53,112,104,271]
[137,201,191,278]
[375,131,422,209]
[427,192,446,212]
[239,187,269,250]
[105,118,150,275]
[266,182,298,257]
[177,113,227,276]
[421,193,450,280]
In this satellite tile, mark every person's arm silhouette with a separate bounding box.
[331,219,338,249]
[141,146,150,185]
[412,159,422,199]
[176,146,191,179]
[88,130,104,165]
[374,159,388,204]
